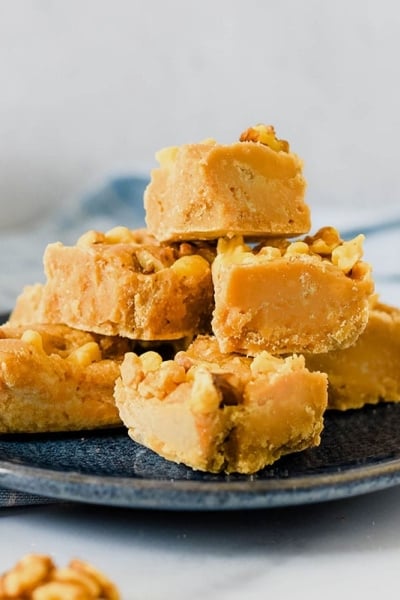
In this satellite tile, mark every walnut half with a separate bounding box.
[0,554,120,600]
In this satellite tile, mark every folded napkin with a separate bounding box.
[0,488,59,507]
[0,175,399,506]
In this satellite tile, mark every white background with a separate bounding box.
[1,0,400,229]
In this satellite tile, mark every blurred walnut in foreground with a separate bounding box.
[0,554,120,600]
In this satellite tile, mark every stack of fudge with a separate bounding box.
[1,124,399,474]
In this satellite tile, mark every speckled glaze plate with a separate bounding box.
[2,387,400,509]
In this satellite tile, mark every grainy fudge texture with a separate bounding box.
[305,300,400,410]
[10,227,215,341]
[211,227,374,355]
[0,323,132,433]
[115,335,328,474]
[144,125,310,242]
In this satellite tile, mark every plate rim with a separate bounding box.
[1,447,400,510]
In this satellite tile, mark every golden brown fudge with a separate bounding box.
[144,124,310,242]
[10,227,215,341]
[9,282,44,325]
[211,227,374,355]
[305,299,400,410]
[115,335,328,474]
[0,322,133,433]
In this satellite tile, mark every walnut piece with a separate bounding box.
[0,554,120,600]
[239,124,289,152]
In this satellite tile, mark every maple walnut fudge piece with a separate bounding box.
[211,227,374,355]
[305,300,400,410]
[11,227,215,341]
[0,323,132,433]
[144,124,310,242]
[115,336,328,474]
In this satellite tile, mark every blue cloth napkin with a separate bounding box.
[0,175,399,505]
[0,488,59,507]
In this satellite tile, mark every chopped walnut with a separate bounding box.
[21,330,45,352]
[331,234,365,274]
[77,227,155,248]
[139,350,163,373]
[304,226,342,255]
[105,226,139,244]
[138,360,187,400]
[189,368,221,413]
[285,241,310,256]
[0,555,120,600]
[66,341,102,367]
[170,255,210,279]
[239,124,289,152]
[136,248,165,273]
[77,230,106,246]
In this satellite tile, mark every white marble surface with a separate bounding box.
[2,486,400,599]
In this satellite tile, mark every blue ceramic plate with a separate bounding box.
[1,406,400,510]
[1,328,400,511]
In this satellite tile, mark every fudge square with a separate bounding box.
[0,322,130,433]
[305,299,400,410]
[211,227,374,355]
[144,124,310,242]
[115,335,328,474]
[11,227,215,341]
